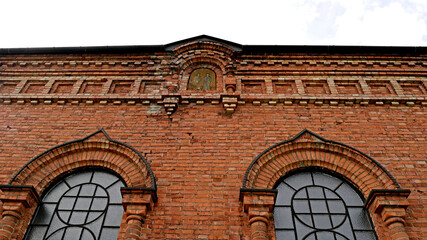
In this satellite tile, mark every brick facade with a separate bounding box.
[0,36,425,239]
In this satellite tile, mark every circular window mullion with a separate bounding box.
[274,171,378,240]
[24,170,125,240]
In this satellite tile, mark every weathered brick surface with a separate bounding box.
[0,103,425,239]
[0,38,426,239]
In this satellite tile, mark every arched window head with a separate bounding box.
[274,170,377,240]
[24,170,125,240]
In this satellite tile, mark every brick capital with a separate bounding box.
[0,185,39,209]
[240,189,277,213]
[121,187,156,212]
[365,189,410,214]
[0,185,39,240]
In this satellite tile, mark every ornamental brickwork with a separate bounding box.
[0,36,425,239]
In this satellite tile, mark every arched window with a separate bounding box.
[274,170,377,240]
[24,170,125,240]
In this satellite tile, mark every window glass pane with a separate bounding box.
[307,186,324,198]
[275,183,294,205]
[45,214,66,237]
[333,218,355,240]
[80,184,97,196]
[312,215,332,229]
[348,207,373,230]
[43,182,69,202]
[63,227,84,240]
[66,172,92,187]
[92,172,118,187]
[26,226,47,239]
[293,200,311,213]
[310,200,328,213]
[327,199,346,213]
[284,172,313,190]
[32,203,55,225]
[274,207,294,229]
[316,231,334,239]
[304,233,316,240]
[106,180,124,204]
[46,227,66,240]
[354,231,376,240]
[312,172,342,191]
[99,228,120,240]
[85,217,103,238]
[294,218,314,239]
[104,205,124,226]
[335,183,363,206]
[275,230,296,240]
[81,228,97,240]
[24,170,125,240]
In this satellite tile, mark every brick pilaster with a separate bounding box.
[0,185,39,240]
[241,190,277,240]
[121,188,155,240]
[366,189,411,240]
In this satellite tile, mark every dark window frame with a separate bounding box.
[274,168,378,240]
[24,168,126,240]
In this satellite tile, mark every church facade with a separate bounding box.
[0,36,425,239]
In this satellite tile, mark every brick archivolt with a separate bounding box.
[243,129,400,198]
[9,129,156,195]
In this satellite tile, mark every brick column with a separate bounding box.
[0,185,39,240]
[121,188,155,240]
[241,189,277,240]
[366,189,411,240]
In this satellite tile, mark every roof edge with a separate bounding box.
[0,36,426,55]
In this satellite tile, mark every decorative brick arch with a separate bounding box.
[0,129,156,240]
[242,129,400,195]
[9,129,156,194]
[240,129,411,240]
[171,41,237,93]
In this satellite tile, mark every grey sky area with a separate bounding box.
[1,0,426,48]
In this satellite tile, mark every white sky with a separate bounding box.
[1,0,426,48]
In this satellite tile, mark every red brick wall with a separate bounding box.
[0,102,425,239]
[0,41,426,239]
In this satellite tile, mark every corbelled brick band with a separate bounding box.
[0,186,39,240]
[121,188,155,240]
[241,191,276,240]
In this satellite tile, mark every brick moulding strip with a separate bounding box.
[1,96,425,106]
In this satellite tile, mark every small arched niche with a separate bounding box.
[188,68,216,90]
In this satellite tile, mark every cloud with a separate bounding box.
[306,1,346,42]
[333,0,427,45]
